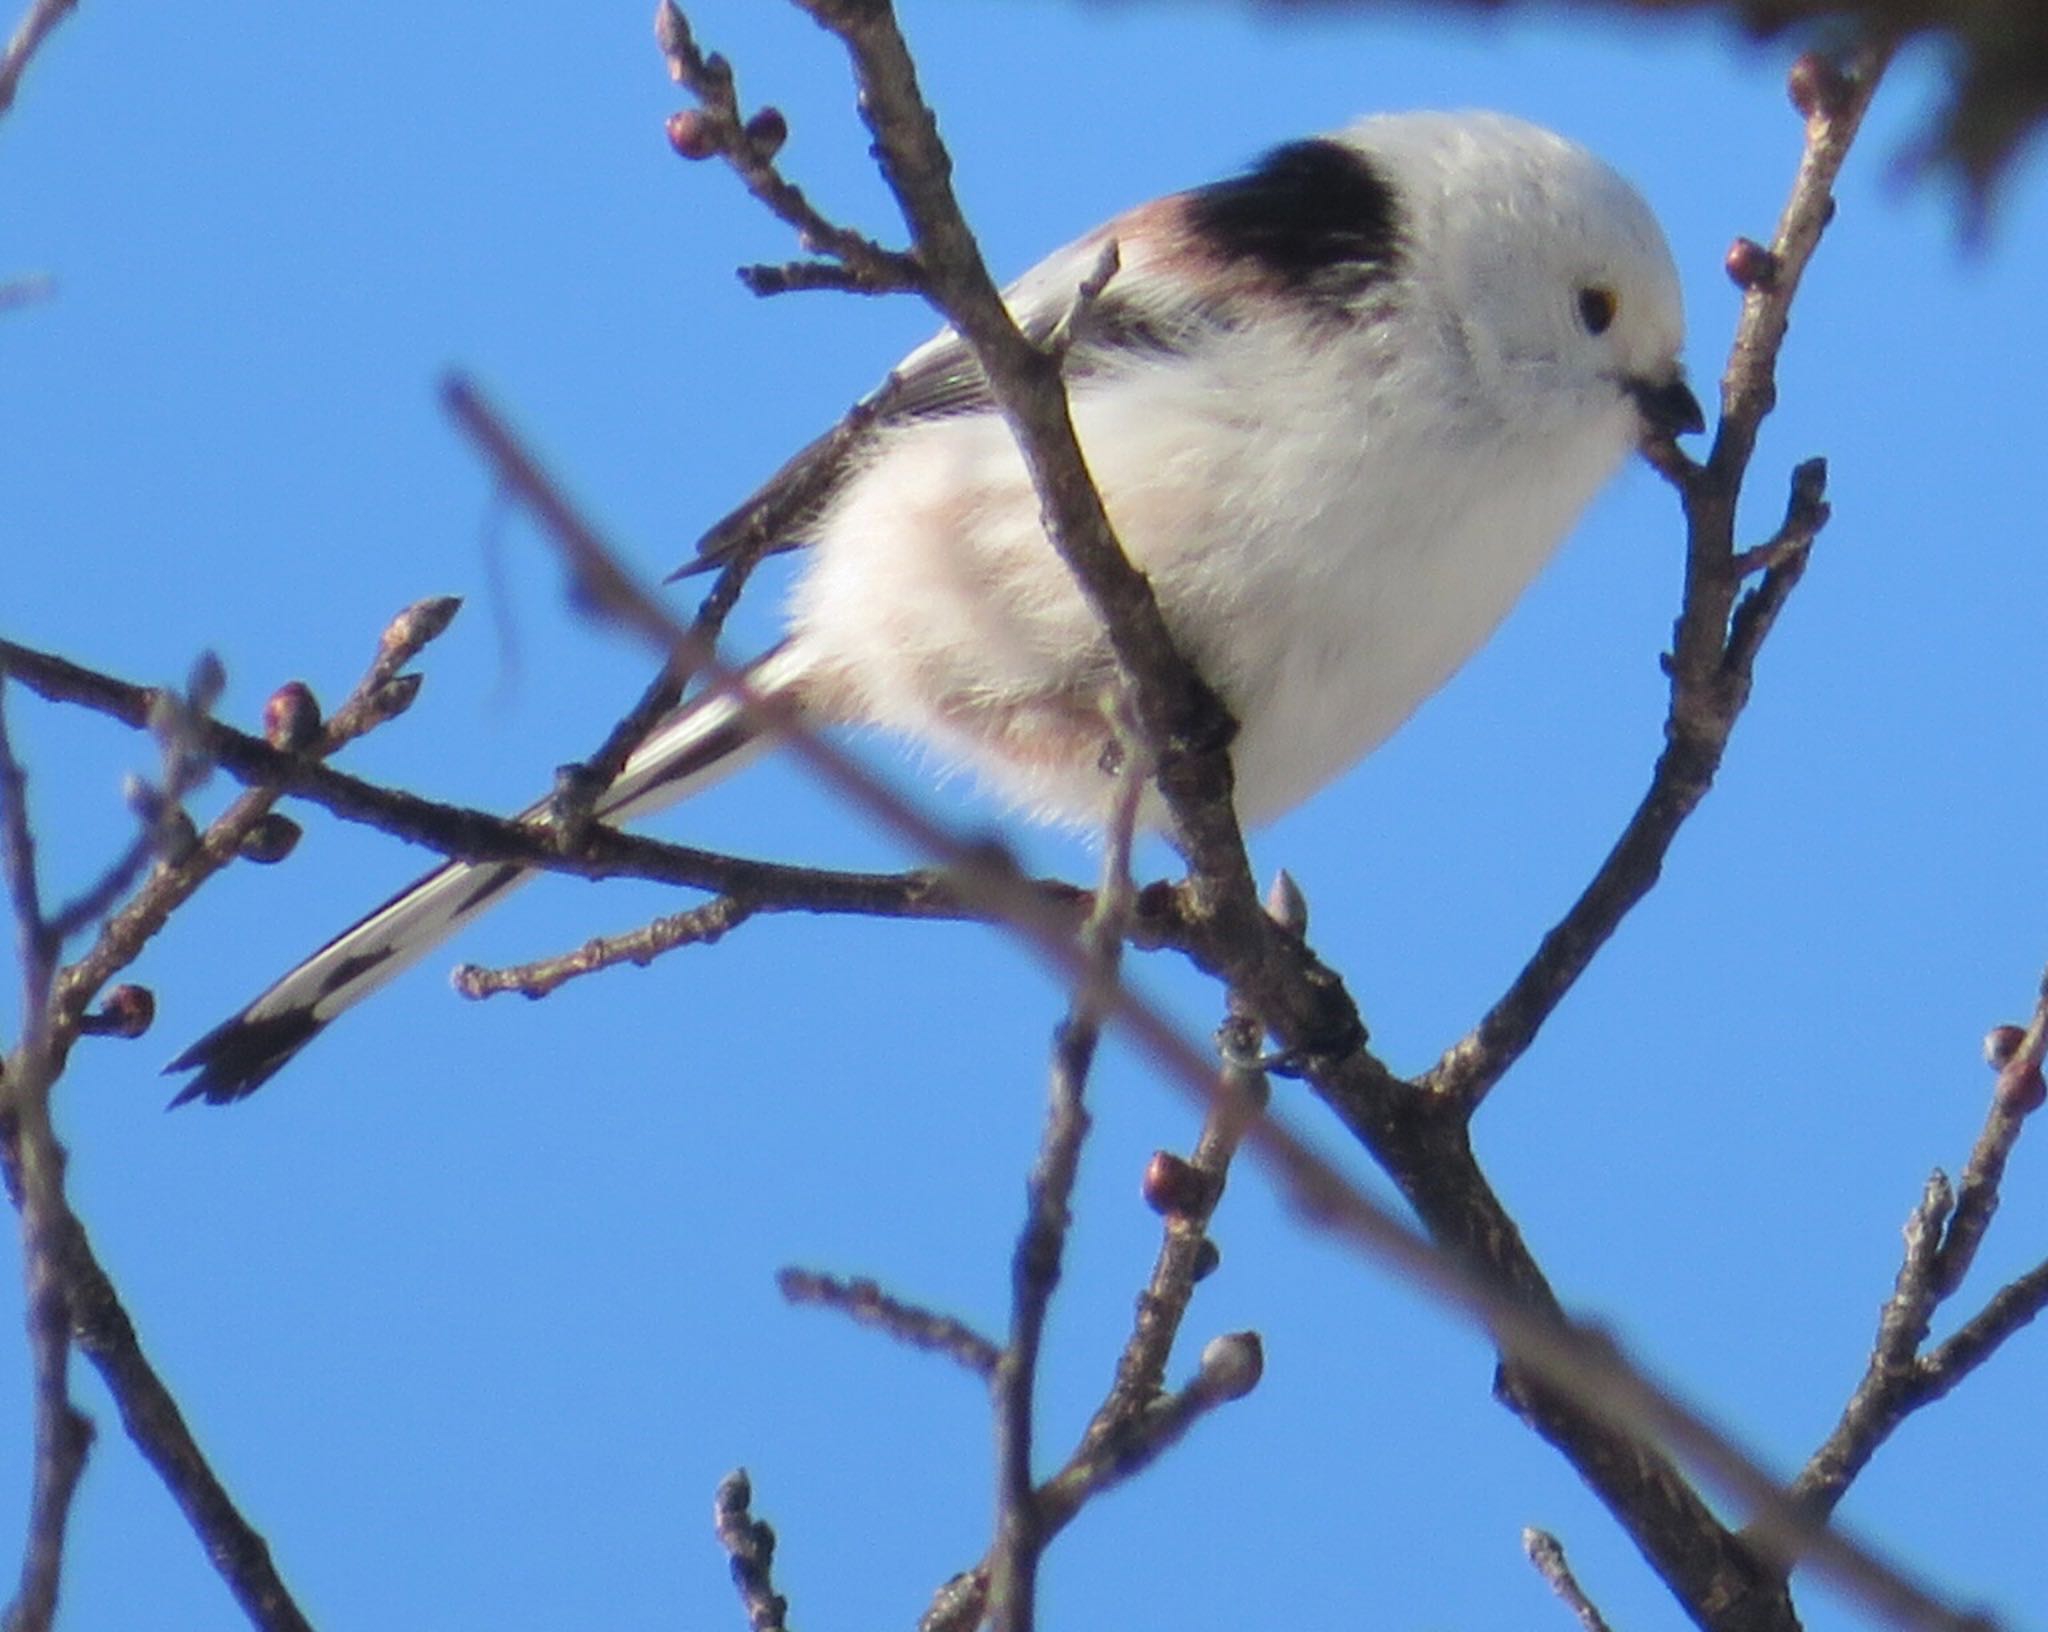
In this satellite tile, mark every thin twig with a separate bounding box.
[738,259,890,297]
[712,1470,790,1632]
[1526,1529,1619,1632]
[0,685,50,990]
[1932,972,2048,1295]
[1788,969,2048,1522]
[0,1051,93,1632]
[0,615,464,1632]
[655,2,921,295]
[918,884,1281,1632]
[0,634,1098,951]
[0,684,91,1632]
[924,1326,1267,1632]
[39,602,460,1058]
[57,1192,313,1632]
[1070,881,1280,1464]
[1916,1257,2048,1399]
[43,661,224,946]
[1426,46,1884,1114]
[987,705,1146,1632]
[454,895,753,999]
[1037,1331,1262,1523]
[777,1268,1001,1378]
[585,662,691,791]
[0,0,76,120]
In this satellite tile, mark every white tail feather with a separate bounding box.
[167,645,811,1103]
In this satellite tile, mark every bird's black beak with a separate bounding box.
[1629,372,1706,440]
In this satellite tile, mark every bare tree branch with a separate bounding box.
[655,2,922,296]
[784,0,1250,855]
[1425,45,1882,1114]
[0,685,93,1632]
[454,894,754,999]
[712,1470,791,1632]
[922,1330,1266,1632]
[1917,1258,2048,1400]
[1526,1528,1620,1632]
[0,608,470,1631]
[59,1201,313,1632]
[0,0,75,121]
[1789,970,2048,1522]
[776,1268,1001,1379]
[0,679,315,1629]
[919,883,1280,1632]
[987,711,1145,1632]
[0,633,1103,951]
[1932,986,2048,1294]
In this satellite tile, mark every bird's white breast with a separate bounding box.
[788,317,1637,830]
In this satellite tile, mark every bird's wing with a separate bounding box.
[677,226,1244,578]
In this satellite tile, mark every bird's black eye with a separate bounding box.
[1577,286,1618,336]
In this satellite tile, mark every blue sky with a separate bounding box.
[6,3,2047,1629]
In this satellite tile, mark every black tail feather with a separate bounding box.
[166,1008,329,1107]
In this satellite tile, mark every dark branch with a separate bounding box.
[1526,1528,1619,1632]
[0,0,77,121]
[777,1268,1001,1378]
[1425,43,1882,1113]
[454,895,754,999]
[987,724,1142,1632]
[0,686,314,1632]
[0,632,1106,964]
[655,2,922,296]
[1789,968,2048,1523]
[712,1470,790,1632]
[63,1202,314,1632]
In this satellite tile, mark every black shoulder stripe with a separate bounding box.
[1183,138,1402,298]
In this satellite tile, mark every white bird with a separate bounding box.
[169,111,1701,1104]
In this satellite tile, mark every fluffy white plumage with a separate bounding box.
[794,112,1689,824]
[169,110,1699,1103]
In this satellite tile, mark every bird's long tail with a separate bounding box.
[166,644,813,1106]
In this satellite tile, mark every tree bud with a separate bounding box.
[1198,1331,1264,1400]
[239,812,302,865]
[667,108,722,160]
[84,984,155,1039]
[1724,237,1779,292]
[1142,1150,1209,1218]
[1265,867,1308,934]
[744,107,788,160]
[1788,52,1853,123]
[264,682,323,751]
[1984,1025,2026,1069]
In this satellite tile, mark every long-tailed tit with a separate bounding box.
[170,110,1702,1103]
